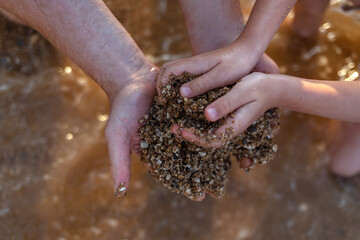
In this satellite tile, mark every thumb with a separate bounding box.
[105,124,132,197]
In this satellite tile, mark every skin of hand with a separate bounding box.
[172,0,279,200]
[173,72,280,148]
[178,72,360,148]
[0,0,159,196]
[158,0,297,147]
[159,0,297,96]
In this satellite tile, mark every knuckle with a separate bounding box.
[242,73,266,92]
[218,97,233,115]
[243,72,265,82]
[159,67,168,78]
[160,62,175,74]
[161,60,186,78]
[223,98,233,114]
[191,77,207,92]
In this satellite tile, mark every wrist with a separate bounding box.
[262,74,285,109]
[231,37,264,67]
[103,60,158,102]
[269,74,293,109]
[237,33,264,53]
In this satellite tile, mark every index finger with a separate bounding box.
[156,56,217,96]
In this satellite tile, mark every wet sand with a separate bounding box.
[1,0,360,239]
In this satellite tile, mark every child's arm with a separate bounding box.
[179,73,360,148]
[158,0,296,98]
[273,76,360,121]
[172,0,279,89]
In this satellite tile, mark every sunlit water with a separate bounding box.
[1,1,360,239]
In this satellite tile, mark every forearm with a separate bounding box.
[236,0,297,60]
[0,0,154,98]
[275,75,360,122]
[178,0,244,54]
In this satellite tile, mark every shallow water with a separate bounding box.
[1,1,360,239]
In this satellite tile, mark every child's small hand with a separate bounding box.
[171,72,279,148]
[157,42,278,99]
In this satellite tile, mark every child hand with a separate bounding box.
[157,42,279,99]
[171,72,279,148]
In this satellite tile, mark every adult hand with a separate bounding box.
[105,67,159,196]
[0,0,159,196]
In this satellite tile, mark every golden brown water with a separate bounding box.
[1,1,360,239]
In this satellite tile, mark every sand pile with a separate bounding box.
[139,73,279,201]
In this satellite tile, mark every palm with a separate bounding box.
[105,74,157,195]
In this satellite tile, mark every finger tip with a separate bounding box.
[171,125,182,136]
[180,85,192,98]
[205,107,218,122]
[113,181,128,197]
[193,193,206,202]
[171,124,179,131]
[112,168,131,197]
[238,157,255,170]
[185,191,206,201]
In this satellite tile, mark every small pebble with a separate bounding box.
[199,152,206,157]
[140,141,149,149]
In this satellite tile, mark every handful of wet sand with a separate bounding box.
[138,73,279,201]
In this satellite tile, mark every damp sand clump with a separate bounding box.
[138,73,280,201]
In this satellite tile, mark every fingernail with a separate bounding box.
[180,86,192,97]
[114,182,127,197]
[206,108,217,120]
